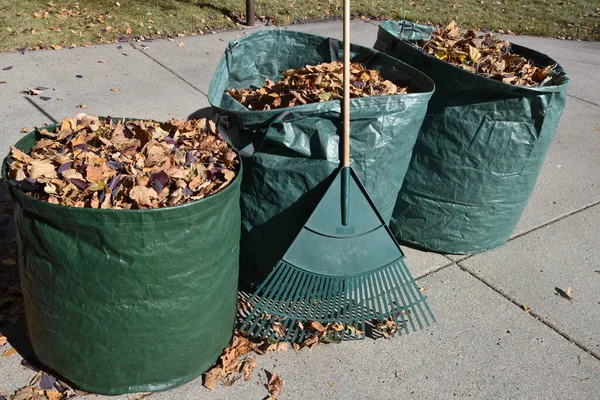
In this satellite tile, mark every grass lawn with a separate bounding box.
[0,0,598,52]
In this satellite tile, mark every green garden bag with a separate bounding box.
[2,124,241,394]
[374,21,569,253]
[208,29,434,286]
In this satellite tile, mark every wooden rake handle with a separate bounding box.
[342,0,351,167]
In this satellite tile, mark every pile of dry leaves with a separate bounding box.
[6,115,238,209]
[201,300,405,395]
[420,21,556,86]
[227,61,408,110]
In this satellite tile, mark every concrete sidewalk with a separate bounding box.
[0,20,599,400]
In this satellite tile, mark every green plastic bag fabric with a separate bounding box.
[2,125,241,395]
[374,21,569,254]
[208,29,434,286]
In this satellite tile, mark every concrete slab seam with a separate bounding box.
[414,259,456,281]
[437,200,600,266]
[566,94,600,108]
[455,260,600,361]
[133,46,209,97]
[510,200,600,243]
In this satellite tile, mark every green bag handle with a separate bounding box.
[217,111,295,158]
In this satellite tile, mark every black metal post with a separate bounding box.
[246,0,255,26]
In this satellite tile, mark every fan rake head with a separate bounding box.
[240,257,434,343]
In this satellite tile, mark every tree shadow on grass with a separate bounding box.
[174,0,245,23]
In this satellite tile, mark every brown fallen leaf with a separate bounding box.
[203,367,223,391]
[46,391,64,400]
[98,60,107,63]
[177,42,184,47]
[522,305,531,313]
[267,371,285,396]
[29,159,57,179]
[25,87,41,96]
[555,286,574,301]
[76,104,88,109]
[306,320,327,333]
[0,335,7,346]
[0,80,7,84]
[21,127,28,133]
[111,87,120,92]
[51,44,62,50]
[1,347,17,357]
[242,356,256,381]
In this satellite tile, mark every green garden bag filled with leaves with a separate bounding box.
[374,21,569,254]
[2,124,241,395]
[208,29,434,286]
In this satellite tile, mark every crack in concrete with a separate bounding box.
[454,261,600,362]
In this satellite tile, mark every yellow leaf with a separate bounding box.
[177,42,184,47]
[51,44,62,50]
[468,45,481,63]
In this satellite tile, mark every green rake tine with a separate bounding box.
[375,267,400,336]
[397,261,436,324]
[323,276,336,321]
[389,262,417,332]
[373,270,390,323]
[382,265,408,335]
[395,261,423,331]
[267,266,301,341]
[251,262,293,337]
[246,261,286,323]
[369,272,385,321]
[279,270,310,341]
[398,261,432,328]
[292,272,318,342]
[344,276,354,329]
[396,263,426,330]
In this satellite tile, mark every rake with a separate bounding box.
[240,1,435,342]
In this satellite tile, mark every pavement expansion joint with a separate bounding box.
[510,199,600,243]
[566,94,600,108]
[414,260,456,281]
[455,260,600,362]
[134,44,209,97]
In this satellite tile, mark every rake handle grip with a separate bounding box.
[341,166,350,226]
